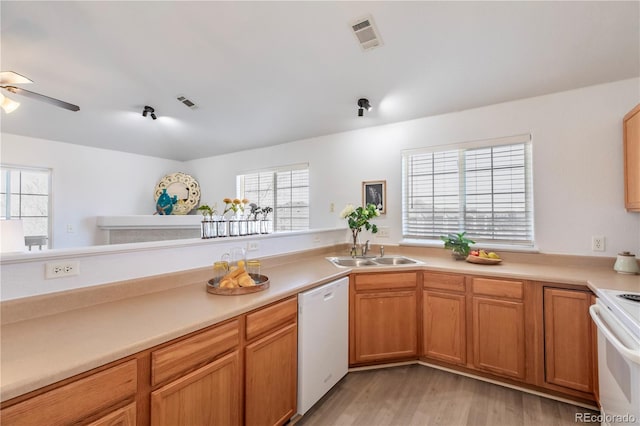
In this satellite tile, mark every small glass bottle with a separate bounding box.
[246,259,261,283]
[213,261,229,283]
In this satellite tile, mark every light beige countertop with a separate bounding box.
[1,246,638,402]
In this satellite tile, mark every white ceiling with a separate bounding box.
[1,1,638,161]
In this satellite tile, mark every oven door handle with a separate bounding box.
[589,305,640,365]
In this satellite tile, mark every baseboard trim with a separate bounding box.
[347,360,598,411]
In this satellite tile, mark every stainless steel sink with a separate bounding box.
[373,256,418,265]
[327,256,420,268]
[329,257,377,267]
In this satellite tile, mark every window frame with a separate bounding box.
[1,164,52,249]
[237,163,310,232]
[401,134,534,249]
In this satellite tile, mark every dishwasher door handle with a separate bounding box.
[323,291,334,301]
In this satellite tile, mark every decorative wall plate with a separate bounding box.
[154,172,201,215]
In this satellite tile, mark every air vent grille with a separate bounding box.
[177,95,197,109]
[350,15,383,51]
[352,20,371,32]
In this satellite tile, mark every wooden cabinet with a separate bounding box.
[151,352,240,426]
[151,319,240,387]
[244,297,298,426]
[543,287,595,394]
[350,272,418,365]
[0,360,137,426]
[87,402,136,426]
[624,103,640,211]
[149,319,241,426]
[471,278,526,380]
[422,272,466,365]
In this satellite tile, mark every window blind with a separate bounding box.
[402,135,533,246]
[238,164,309,231]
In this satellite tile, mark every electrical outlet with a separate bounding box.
[247,241,260,251]
[45,261,80,279]
[592,236,605,252]
[330,203,335,213]
[377,227,390,238]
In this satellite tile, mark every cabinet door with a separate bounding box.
[87,402,136,426]
[423,290,466,365]
[0,360,137,426]
[353,290,417,364]
[472,297,525,380]
[624,104,640,211]
[245,323,297,426]
[150,351,241,426]
[544,288,594,393]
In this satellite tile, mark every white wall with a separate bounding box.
[1,78,639,300]
[3,80,637,255]
[188,78,640,257]
[0,228,345,300]
[0,135,184,248]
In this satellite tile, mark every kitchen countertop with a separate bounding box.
[1,247,638,402]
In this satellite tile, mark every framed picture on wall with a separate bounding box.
[362,180,386,214]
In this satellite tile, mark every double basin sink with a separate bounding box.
[327,255,421,268]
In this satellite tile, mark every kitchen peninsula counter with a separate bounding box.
[1,246,638,402]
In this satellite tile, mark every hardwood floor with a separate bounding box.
[297,365,598,426]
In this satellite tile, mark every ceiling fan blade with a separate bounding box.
[0,71,33,85]
[2,86,80,111]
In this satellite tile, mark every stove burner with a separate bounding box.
[617,293,640,303]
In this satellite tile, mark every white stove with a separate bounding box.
[597,289,640,340]
[590,289,640,425]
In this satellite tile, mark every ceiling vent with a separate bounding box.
[350,15,383,51]
[176,95,197,109]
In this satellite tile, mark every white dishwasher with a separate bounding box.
[297,276,349,415]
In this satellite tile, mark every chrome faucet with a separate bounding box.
[362,240,370,257]
[380,245,384,257]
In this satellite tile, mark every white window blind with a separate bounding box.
[238,164,309,231]
[402,135,534,246]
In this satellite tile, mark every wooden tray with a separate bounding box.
[466,255,502,265]
[206,274,270,295]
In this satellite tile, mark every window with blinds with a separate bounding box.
[237,164,310,231]
[402,135,534,246]
[1,166,51,249]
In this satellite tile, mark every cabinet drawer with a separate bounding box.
[1,360,137,426]
[354,272,417,292]
[472,277,523,300]
[423,272,466,293]
[152,319,239,386]
[245,296,297,342]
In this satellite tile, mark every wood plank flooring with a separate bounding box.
[297,365,598,426]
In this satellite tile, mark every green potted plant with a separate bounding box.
[440,232,475,260]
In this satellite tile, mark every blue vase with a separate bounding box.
[156,188,177,215]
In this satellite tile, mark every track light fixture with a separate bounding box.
[357,98,372,117]
[142,105,157,120]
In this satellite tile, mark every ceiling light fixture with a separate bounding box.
[357,98,372,117]
[0,93,20,114]
[142,105,157,120]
